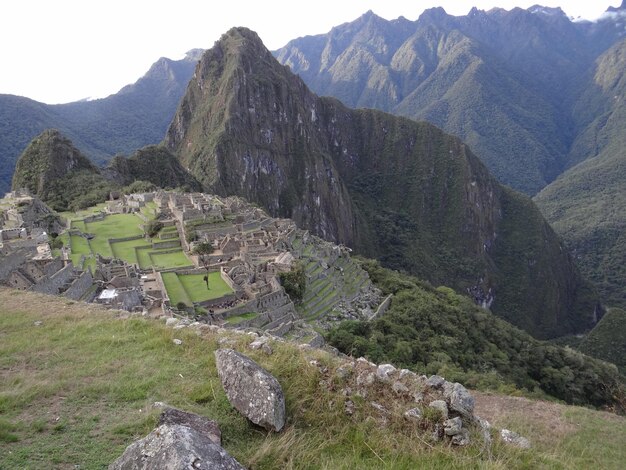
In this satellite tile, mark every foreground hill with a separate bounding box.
[275,6,626,195]
[12,129,201,211]
[165,27,598,339]
[1,288,625,469]
[0,51,200,195]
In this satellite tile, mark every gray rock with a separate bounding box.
[475,415,492,444]
[426,375,445,389]
[399,369,416,380]
[451,428,470,446]
[392,381,409,394]
[428,400,449,420]
[344,399,355,416]
[335,364,353,380]
[249,336,269,350]
[108,423,244,469]
[370,402,388,414]
[376,364,396,382]
[413,391,424,403]
[261,343,273,355]
[172,339,183,345]
[173,324,187,330]
[403,408,422,421]
[500,429,531,449]
[446,383,475,417]
[442,380,455,397]
[165,317,180,327]
[214,349,286,432]
[356,371,375,388]
[432,423,443,442]
[443,416,463,436]
[158,408,221,445]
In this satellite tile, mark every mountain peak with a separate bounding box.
[184,48,204,61]
[12,129,98,199]
[607,1,626,13]
[418,6,449,22]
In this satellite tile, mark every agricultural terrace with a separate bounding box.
[63,210,191,272]
[161,272,234,307]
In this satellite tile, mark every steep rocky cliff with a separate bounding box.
[165,27,598,339]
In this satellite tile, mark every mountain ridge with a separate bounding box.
[0,52,200,195]
[165,26,599,339]
[274,5,625,195]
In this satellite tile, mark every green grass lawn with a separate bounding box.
[162,272,233,306]
[62,210,193,272]
[225,312,258,325]
[139,201,158,219]
[149,251,193,270]
[110,238,151,265]
[70,220,87,233]
[85,214,144,240]
[179,272,233,302]
[161,272,192,307]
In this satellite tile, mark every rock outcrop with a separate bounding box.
[109,409,244,470]
[214,348,286,432]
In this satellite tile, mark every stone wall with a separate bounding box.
[0,247,36,281]
[64,270,94,300]
[31,263,75,296]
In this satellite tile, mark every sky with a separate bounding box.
[0,1,617,104]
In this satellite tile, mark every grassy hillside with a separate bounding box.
[579,308,626,374]
[327,260,622,409]
[1,288,626,469]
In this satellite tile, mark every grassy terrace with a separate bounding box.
[63,211,191,276]
[162,272,233,307]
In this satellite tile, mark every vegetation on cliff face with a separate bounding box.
[165,27,598,339]
[11,131,201,211]
[274,6,626,315]
[2,289,626,469]
[274,7,625,196]
[579,308,626,375]
[535,38,626,310]
[327,260,623,410]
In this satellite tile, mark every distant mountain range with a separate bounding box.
[0,49,201,195]
[274,4,626,309]
[275,5,626,195]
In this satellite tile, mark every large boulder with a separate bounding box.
[444,382,475,418]
[109,423,244,470]
[214,348,286,432]
[158,407,221,445]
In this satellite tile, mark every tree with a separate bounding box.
[193,241,214,290]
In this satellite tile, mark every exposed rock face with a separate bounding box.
[214,348,286,432]
[165,27,599,339]
[158,407,221,445]
[109,417,244,470]
[444,382,475,418]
